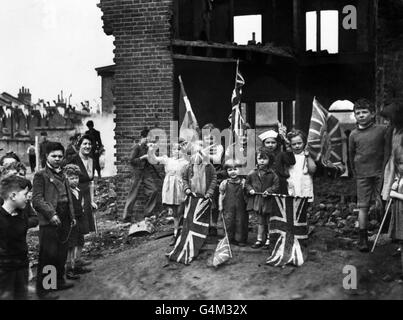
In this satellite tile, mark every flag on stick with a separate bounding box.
[266,195,309,267]
[228,61,245,138]
[179,75,199,143]
[307,97,345,171]
[168,196,211,265]
[212,212,232,267]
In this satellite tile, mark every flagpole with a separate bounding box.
[220,212,233,258]
[231,59,240,160]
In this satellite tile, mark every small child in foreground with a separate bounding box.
[63,164,92,279]
[0,176,38,300]
[219,159,248,246]
[246,150,279,249]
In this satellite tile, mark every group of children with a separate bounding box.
[149,97,403,280]
[0,141,94,300]
[147,124,316,249]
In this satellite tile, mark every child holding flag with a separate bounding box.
[218,159,248,246]
[286,130,317,201]
[148,140,189,246]
[258,128,295,195]
[246,149,279,249]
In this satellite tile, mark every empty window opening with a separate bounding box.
[233,15,262,45]
[306,10,339,53]
[306,11,317,51]
[320,10,339,53]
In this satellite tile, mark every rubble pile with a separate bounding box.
[308,176,384,244]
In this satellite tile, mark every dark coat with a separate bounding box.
[32,166,75,226]
[67,154,96,233]
[129,143,153,172]
[68,154,94,188]
[85,128,103,153]
[0,205,38,269]
[245,167,279,213]
[182,163,217,198]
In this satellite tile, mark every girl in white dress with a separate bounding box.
[286,130,317,202]
[148,141,188,245]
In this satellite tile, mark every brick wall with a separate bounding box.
[99,0,174,218]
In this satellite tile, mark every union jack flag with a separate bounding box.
[266,195,309,267]
[213,234,232,268]
[307,97,344,170]
[168,196,211,265]
[228,65,245,137]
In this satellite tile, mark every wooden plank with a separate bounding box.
[172,54,238,63]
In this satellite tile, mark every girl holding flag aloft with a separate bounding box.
[258,125,295,195]
[286,130,317,201]
[148,139,189,246]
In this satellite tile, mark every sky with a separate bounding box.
[0,0,114,106]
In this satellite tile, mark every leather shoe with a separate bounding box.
[76,259,92,267]
[251,241,263,249]
[66,270,81,280]
[75,266,92,274]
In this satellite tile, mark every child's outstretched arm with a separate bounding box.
[245,172,255,195]
[390,190,403,201]
[147,144,166,165]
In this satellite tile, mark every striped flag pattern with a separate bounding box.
[179,75,199,143]
[266,195,309,267]
[213,234,232,267]
[228,68,245,137]
[307,97,344,169]
[168,197,211,265]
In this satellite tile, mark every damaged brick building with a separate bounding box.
[98,0,403,217]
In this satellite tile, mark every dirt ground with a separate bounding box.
[26,177,403,300]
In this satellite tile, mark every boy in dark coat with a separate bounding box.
[32,142,76,299]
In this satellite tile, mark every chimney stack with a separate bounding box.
[18,86,32,104]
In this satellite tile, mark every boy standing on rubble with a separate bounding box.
[349,98,388,252]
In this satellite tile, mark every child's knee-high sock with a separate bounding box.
[174,218,179,236]
[358,208,368,229]
[257,225,264,242]
[265,223,271,244]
